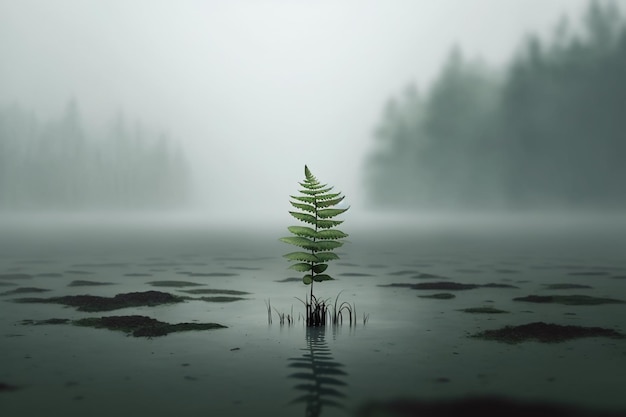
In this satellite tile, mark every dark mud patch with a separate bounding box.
[68,280,113,287]
[612,275,626,280]
[412,273,448,279]
[275,277,301,283]
[381,282,518,291]
[514,295,625,305]
[356,396,626,417]
[1,287,50,296]
[21,318,71,325]
[14,290,184,312]
[471,321,625,344]
[418,293,455,300]
[147,281,204,288]
[36,273,63,277]
[0,382,20,392]
[179,289,250,295]
[459,307,509,314]
[388,270,419,276]
[0,273,32,280]
[73,315,226,337]
[543,283,592,290]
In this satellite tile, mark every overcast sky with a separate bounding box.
[0,0,592,220]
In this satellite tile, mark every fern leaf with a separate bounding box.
[299,181,327,190]
[279,236,317,250]
[312,263,328,273]
[317,208,349,219]
[316,196,345,208]
[304,165,314,180]
[287,226,316,238]
[289,263,313,272]
[284,252,318,262]
[316,229,348,240]
[315,252,340,262]
[299,187,333,196]
[313,274,334,282]
[290,201,315,213]
[316,192,341,201]
[289,211,316,225]
[313,240,343,251]
[317,219,343,229]
[290,195,316,204]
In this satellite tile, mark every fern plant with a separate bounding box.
[280,165,349,326]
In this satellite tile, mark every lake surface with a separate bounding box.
[1,214,626,416]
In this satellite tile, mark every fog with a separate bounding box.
[2,0,618,223]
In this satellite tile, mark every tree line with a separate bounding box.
[0,100,191,210]
[366,1,626,210]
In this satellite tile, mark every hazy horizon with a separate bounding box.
[0,0,599,217]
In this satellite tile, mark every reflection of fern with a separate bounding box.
[288,328,348,417]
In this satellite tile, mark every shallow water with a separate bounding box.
[1,215,626,416]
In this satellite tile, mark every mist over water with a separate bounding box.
[5,0,623,220]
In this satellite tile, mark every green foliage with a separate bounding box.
[280,165,349,294]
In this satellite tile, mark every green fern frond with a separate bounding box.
[316,192,342,201]
[283,252,319,262]
[313,240,343,251]
[289,263,313,272]
[316,229,348,240]
[282,165,349,297]
[299,181,328,190]
[299,186,333,196]
[313,274,334,282]
[290,195,316,204]
[316,219,343,229]
[315,252,340,262]
[316,196,345,208]
[287,226,317,238]
[289,211,316,225]
[279,236,317,250]
[317,208,349,219]
[289,201,315,213]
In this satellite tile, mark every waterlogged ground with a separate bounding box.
[1,214,626,417]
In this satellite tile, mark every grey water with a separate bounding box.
[1,213,626,417]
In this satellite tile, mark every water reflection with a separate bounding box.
[288,327,348,417]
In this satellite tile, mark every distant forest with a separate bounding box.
[366,1,626,210]
[0,100,190,210]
